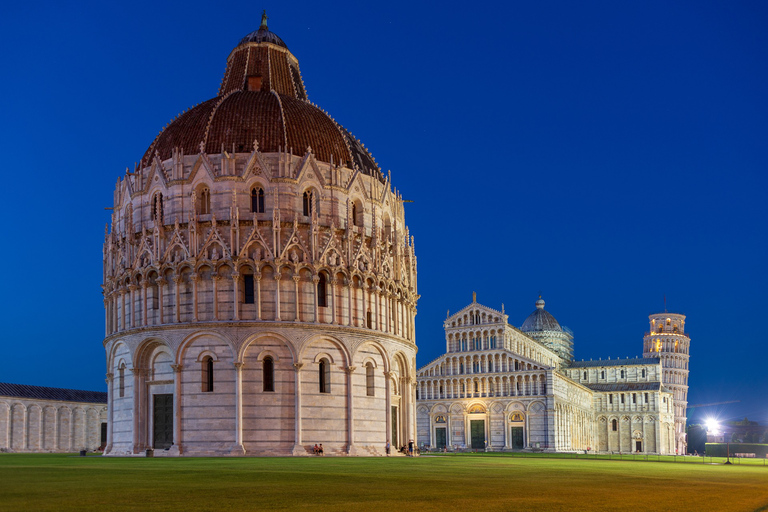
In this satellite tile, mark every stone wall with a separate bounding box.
[0,397,107,453]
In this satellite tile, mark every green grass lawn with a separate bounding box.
[0,453,766,512]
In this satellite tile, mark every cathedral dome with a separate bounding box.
[521,297,563,332]
[238,26,288,48]
[141,15,382,181]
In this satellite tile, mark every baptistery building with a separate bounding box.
[416,297,688,454]
[102,14,418,456]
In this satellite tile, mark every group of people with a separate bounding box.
[311,440,415,457]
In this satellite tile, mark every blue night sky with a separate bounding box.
[1,1,766,425]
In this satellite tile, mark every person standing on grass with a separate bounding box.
[386,441,391,456]
[319,444,324,456]
[408,440,414,457]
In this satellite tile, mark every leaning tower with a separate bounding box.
[643,312,690,454]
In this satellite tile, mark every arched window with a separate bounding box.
[641,369,646,378]
[317,273,327,307]
[365,363,374,397]
[199,187,211,215]
[303,190,313,216]
[202,356,214,392]
[601,370,605,380]
[243,273,255,304]
[620,370,625,379]
[319,358,330,393]
[263,357,274,392]
[251,187,265,213]
[351,202,358,226]
[612,419,618,431]
[118,363,125,398]
[583,371,587,380]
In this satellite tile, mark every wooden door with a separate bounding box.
[470,420,485,449]
[435,427,447,449]
[153,394,173,450]
[511,427,524,449]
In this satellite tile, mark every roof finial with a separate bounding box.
[260,9,268,29]
[472,291,477,303]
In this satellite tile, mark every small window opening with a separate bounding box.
[317,273,327,307]
[202,356,214,392]
[303,190,313,216]
[118,364,125,398]
[251,187,265,213]
[247,75,262,91]
[365,363,374,397]
[366,310,372,328]
[319,358,330,393]
[263,357,274,392]
[243,274,255,304]
[612,419,618,431]
[199,187,211,215]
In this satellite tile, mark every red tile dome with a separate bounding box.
[141,17,382,181]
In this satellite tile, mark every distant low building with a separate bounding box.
[416,296,689,454]
[0,383,107,453]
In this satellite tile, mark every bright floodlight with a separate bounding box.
[706,418,720,434]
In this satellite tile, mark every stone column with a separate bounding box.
[105,373,114,454]
[255,272,262,320]
[274,273,282,321]
[141,281,148,326]
[128,284,137,328]
[157,277,166,325]
[372,285,383,331]
[169,364,183,455]
[191,273,200,321]
[53,407,59,451]
[384,371,392,447]
[130,368,141,453]
[292,363,306,455]
[329,278,337,324]
[231,362,245,455]
[22,405,29,451]
[383,292,389,333]
[212,273,220,320]
[345,366,357,455]
[119,288,126,331]
[292,275,300,322]
[173,276,182,323]
[360,282,367,328]
[346,279,353,326]
[311,276,319,323]
[104,299,110,337]
[232,273,241,321]
[112,293,118,334]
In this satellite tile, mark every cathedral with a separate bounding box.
[101,14,418,456]
[416,297,690,454]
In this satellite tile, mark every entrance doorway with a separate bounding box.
[391,406,398,448]
[511,426,524,449]
[153,394,173,450]
[470,420,485,449]
[435,427,447,449]
[635,440,642,452]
